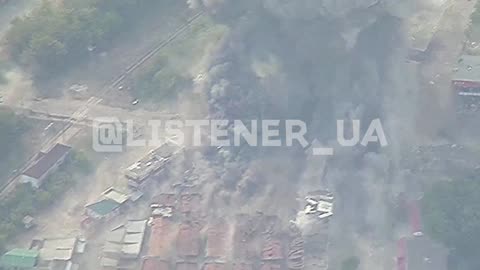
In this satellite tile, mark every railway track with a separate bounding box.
[0,10,206,197]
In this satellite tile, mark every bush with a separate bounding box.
[0,150,92,252]
[341,256,360,270]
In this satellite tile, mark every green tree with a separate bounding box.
[341,256,360,270]
[422,178,480,268]
[0,109,27,163]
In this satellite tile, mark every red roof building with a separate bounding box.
[206,220,229,258]
[176,224,200,257]
[142,258,170,270]
[261,240,284,261]
[203,263,227,270]
[176,262,198,270]
[148,218,176,259]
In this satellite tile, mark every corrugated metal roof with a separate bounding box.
[261,240,284,261]
[232,263,253,270]
[0,249,38,268]
[176,262,197,270]
[259,263,282,270]
[124,232,145,244]
[125,220,147,233]
[204,263,227,270]
[40,238,77,262]
[86,199,120,216]
[102,188,130,204]
[206,220,229,258]
[22,143,71,179]
[176,224,200,257]
[142,258,170,270]
[148,218,176,258]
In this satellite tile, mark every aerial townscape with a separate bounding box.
[0,0,479,270]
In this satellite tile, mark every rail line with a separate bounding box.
[0,10,206,197]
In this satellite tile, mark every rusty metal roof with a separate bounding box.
[259,263,282,270]
[203,263,227,270]
[232,263,253,270]
[176,262,197,270]
[142,258,170,270]
[206,220,229,258]
[148,218,176,258]
[176,224,200,257]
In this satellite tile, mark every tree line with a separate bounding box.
[0,151,91,253]
[3,0,157,79]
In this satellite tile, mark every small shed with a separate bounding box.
[0,248,39,268]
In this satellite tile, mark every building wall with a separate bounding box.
[19,175,41,188]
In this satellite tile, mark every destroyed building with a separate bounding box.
[126,143,181,190]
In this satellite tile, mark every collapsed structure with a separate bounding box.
[126,143,181,190]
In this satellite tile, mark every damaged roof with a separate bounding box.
[151,193,177,207]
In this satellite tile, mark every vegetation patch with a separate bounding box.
[0,109,30,186]
[3,0,160,79]
[132,15,228,102]
[422,178,480,269]
[341,256,360,270]
[0,150,91,253]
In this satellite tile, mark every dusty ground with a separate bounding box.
[418,0,478,139]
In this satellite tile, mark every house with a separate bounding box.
[85,199,121,220]
[0,249,39,269]
[452,55,480,92]
[85,188,130,221]
[102,188,130,205]
[20,144,72,188]
[103,220,147,259]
